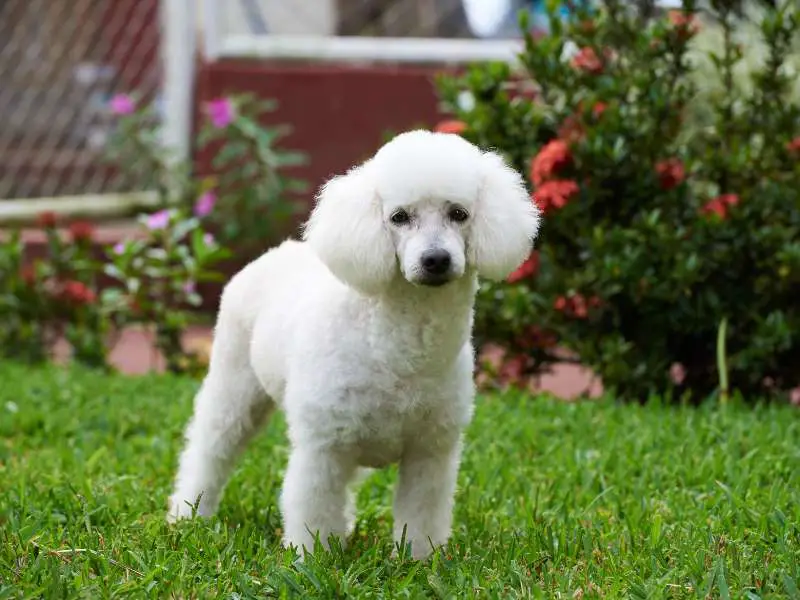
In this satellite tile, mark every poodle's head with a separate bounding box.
[303,130,540,295]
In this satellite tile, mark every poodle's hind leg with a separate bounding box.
[345,468,373,537]
[167,332,273,521]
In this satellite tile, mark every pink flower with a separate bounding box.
[146,209,171,230]
[194,191,217,217]
[109,94,135,115]
[207,98,235,128]
[183,280,196,295]
[203,233,215,246]
[113,242,126,255]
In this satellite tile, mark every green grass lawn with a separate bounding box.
[1,363,798,599]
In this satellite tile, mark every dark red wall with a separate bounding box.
[194,60,457,206]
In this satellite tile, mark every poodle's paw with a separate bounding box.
[345,515,357,539]
[391,538,439,561]
[166,493,212,523]
[282,529,348,560]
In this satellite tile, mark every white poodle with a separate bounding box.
[167,129,540,559]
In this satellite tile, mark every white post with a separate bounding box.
[160,0,196,167]
[202,0,223,61]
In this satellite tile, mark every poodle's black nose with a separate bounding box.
[421,249,452,275]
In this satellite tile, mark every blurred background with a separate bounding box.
[0,0,679,216]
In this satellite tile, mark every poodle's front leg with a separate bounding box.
[393,438,463,560]
[280,445,355,555]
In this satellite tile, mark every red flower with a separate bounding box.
[37,211,57,228]
[557,103,606,143]
[60,280,96,305]
[507,252,539,283]
[786,137,800,153]
[524,326,558,349]
[534,180,580,214]
[434,120,467,135]
[553,293,596,319]
[668,10,700,38]
[655,158,685,190]
[571,47,605,74]
[69,221,95,243]
[20,265,37,286]
[531,140,572,186]
[592,102,608,118]
[571,294,588,318]
[701,194,739,219]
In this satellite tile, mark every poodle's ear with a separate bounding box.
[470,150,541,281]
[302,164,396,295]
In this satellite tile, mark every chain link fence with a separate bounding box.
[0,0,161,201]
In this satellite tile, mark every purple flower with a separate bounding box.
[194,191,217,217]
[183,280,196,295]
[207,98,235,128]
[146,209,171,230]
[203,233,215,246]
[113,242,126,255]
[109,94,135,115]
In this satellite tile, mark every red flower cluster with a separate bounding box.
[667,10,700,39]
[591,102,608,118]
[786,137,800,153]
[530,140,571,186]
[554,293,601,319]
[530,137,580,214]
[557,102,607,143]
[701,194,740,219]
[655,158,686,190]
[434,120,467,135]
[507,251,539,283]
[535,180,580,214]
[69,221,95,243]
[20,265,37,286]
[37,211,57,228]
[571,47,605,74]
[59,280,97,305]
[521,325,558,350]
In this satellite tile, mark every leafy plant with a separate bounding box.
[436,0,800,402]
[0,215,109,368]
[102,208,231,376]
[106,92,308,257]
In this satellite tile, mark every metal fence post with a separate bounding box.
[160,0,197,169]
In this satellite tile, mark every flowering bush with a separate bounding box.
[102,206,231,375]
[0,207,230,374]
[436,0,800,402]
[0,91,305,374]
[0,215,108,367]
[106,92,307,257]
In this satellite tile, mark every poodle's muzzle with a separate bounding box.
[418,248,454,287]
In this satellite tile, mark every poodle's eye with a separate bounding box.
[448,206,470,223]
[390,209,411,226]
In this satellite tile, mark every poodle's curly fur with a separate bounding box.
[167,130,541,559]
